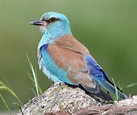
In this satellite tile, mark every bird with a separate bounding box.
[30,12,127,101]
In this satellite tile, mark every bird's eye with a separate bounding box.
[50,18,56,21]
[49,17,59,23]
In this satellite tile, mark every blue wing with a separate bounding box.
[84,54,127,99]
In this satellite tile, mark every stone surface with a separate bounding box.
[16,83,97,115]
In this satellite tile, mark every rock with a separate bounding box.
[16,83,97,115]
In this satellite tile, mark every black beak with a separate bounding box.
[29,20,46,26]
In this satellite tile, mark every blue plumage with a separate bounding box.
[41,44,73,84]
[30,12,127,101]
[84,54,108,82]
[84,54,127,99]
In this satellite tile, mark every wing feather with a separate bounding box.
[47,34,99,93]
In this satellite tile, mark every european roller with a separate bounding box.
[30,12,127,101]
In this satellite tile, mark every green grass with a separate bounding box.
[111,78,120,102]
[27,55,42,95]
[0,57,42,114]
[0,80,22,105]
[126,83,137,88]
[0,80,22,114]
[0,94,12,115]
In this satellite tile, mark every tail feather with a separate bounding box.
[93,89,113,101]
[78,84,113,101]
[101,80,127,99]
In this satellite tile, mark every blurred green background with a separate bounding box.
[0,0,137,111]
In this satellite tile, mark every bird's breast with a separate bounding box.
[38,44,73,84]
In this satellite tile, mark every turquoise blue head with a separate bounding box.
[30,12,72,40]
